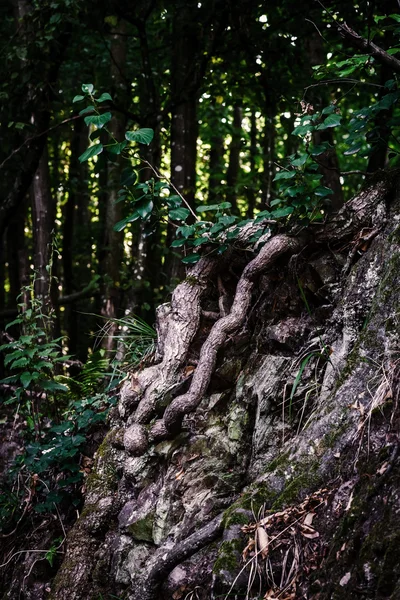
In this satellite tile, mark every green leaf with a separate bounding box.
[218,215,237,226]
[270,206,294,218]
[84,112,112,129]
[20,371,33,388]
[136,199,154,219]
[78,144,103,163]
[95,92,113,103]
[210,222,225,234]
[273,170,296,181]
[79,106,95,116]
[291,153,308,167]
[40,380,68,392]
[114,212,141,231]
[125,128,154,145]
[81,83,94,94]
[72,95,85,103]
[177,225,195,238]
[344,143,362,156]
[169,208,190,221]
[285,185,306,197]
[292,124,314,136]
[107,141,127,154]
[310,142,332,156]
[314,186,333,197]
[120,168,137,186]
[166,194,181,208]
[321,104,336,115]
[182,253,201,264]
[171,238,187,247]
[316,113,341,130]
[196,202,232,212]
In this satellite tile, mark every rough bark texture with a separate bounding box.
[4,172,400,600]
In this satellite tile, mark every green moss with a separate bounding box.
[265,451,291,475]
[271,462,319,510]
[213,539,243,574]
[184,275,199,286]
[127,512,155,542]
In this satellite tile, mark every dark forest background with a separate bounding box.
[1,0,395,365]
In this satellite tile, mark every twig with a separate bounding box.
[141,159,199,221]
[0,115,82,171]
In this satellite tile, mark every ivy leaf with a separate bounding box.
[310,142,332,156]
[125,128,154,145]
[95,93,113,103]
[107,141,127,155]
[270,206,294,218]
[182,253,201,264]
[314,186,333,197]
[292,124,315,136]
[120,168,137,186]
[196,202,231,212]
[79,106,95,116]
[169,208,190,221]
[316,114,342,130]
[78,144,103,163]
[273,170,296,181]
[81,83,94,94]
[177,225,195,238]
[171,238,187,247]
[84,112,112,129]
[136,199,154,219]
[218,215,237,226]
[72,95,85,103]
[291,153,308,167]
[344,143,362,156]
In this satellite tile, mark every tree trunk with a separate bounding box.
[63,118,91,360]
[305,33,344,212]
[99,19,128,352]
[165,1,200,283]
[49,170,400,600]
[31,143,55,312]
[226,104,243,214]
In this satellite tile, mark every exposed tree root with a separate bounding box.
[122,175,395,456]
[139,513,224,600]
[123,234,306,455]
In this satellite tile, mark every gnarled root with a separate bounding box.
[139,513,224,600]
[123,234,305,451]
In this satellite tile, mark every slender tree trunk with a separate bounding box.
[246,110,258,217]
[99,19,128,352]
[6,208,28,307]
[305,34,344,212]
[31,143,55,313]
[208,127,224,204]
[63,118,90,359]
[226,104,243,214]
[123,16,163,321]
[165,3,200,283]
[367,62,392,172]
[261,95,276,208]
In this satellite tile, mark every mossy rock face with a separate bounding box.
[127,511,155,542]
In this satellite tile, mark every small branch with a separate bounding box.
[141,159,199,221]
[0,115,82,171]
[338,22,400,75]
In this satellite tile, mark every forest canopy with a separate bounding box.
[2,0,400,358]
